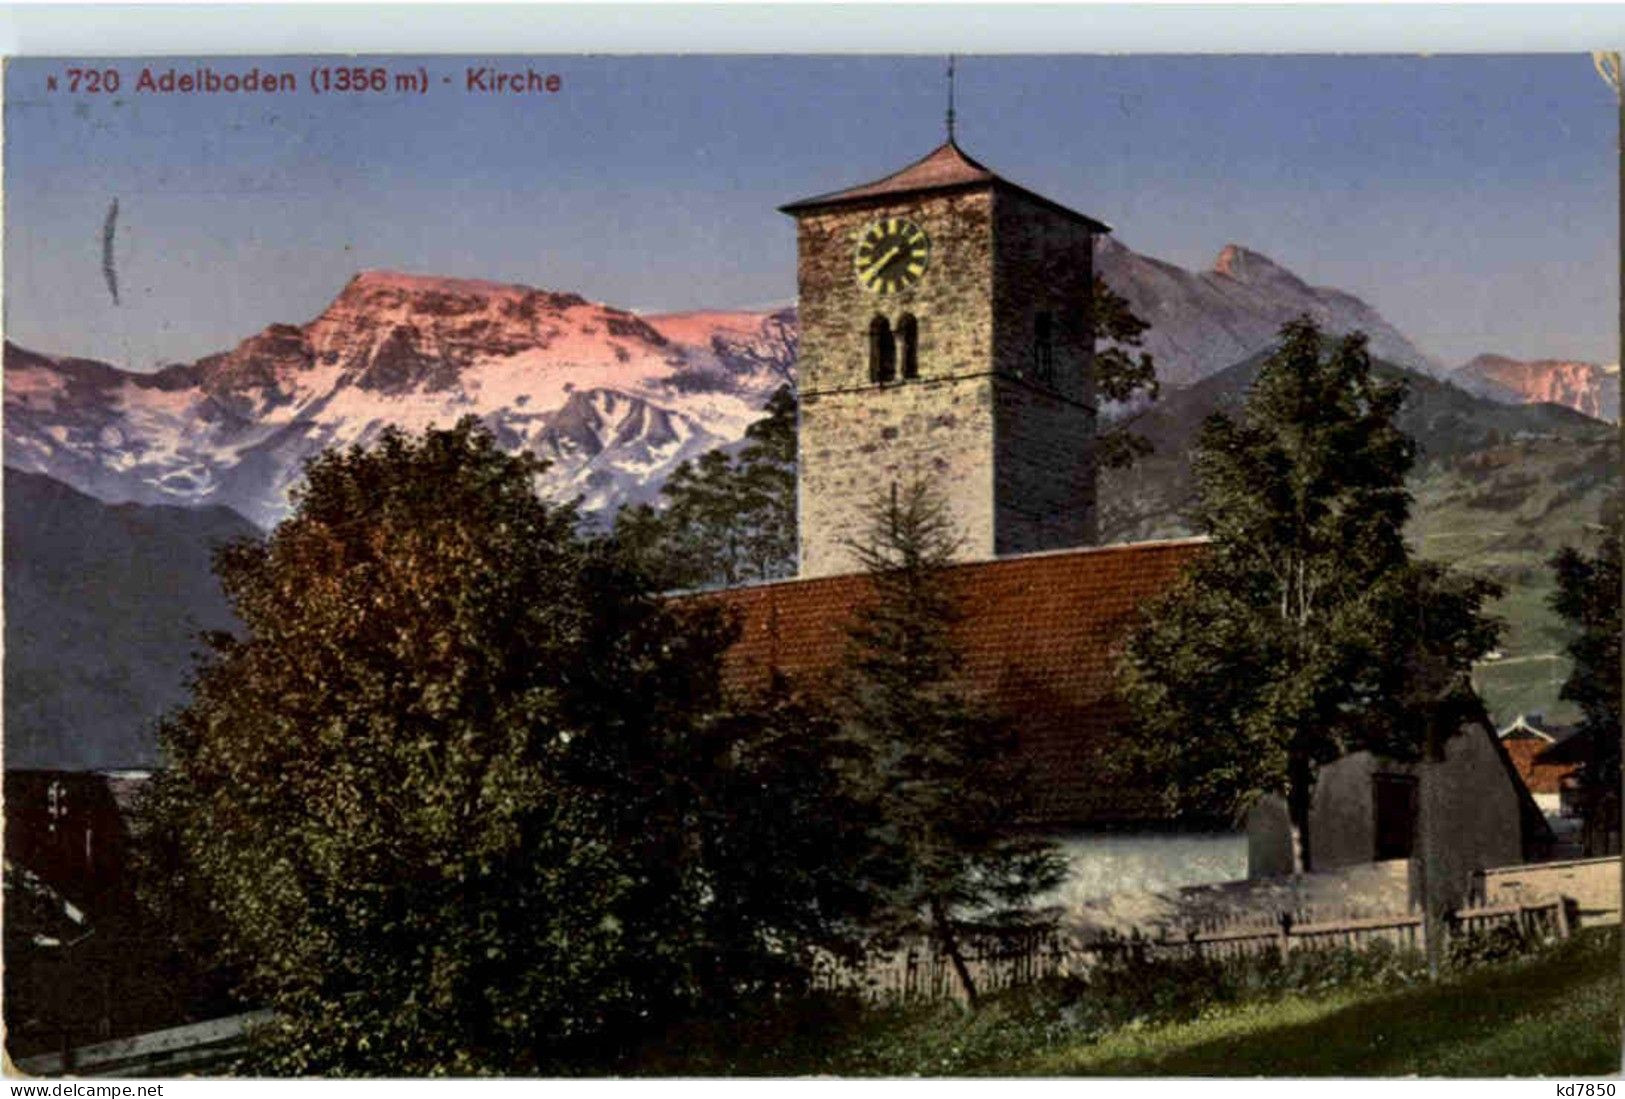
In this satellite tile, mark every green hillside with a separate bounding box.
[4,469,257,769]
[1099,356,1619,727]
[1409,436,1617,723]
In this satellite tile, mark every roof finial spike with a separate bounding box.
[946,54,957,143]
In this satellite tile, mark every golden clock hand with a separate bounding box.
[872,245,902,272]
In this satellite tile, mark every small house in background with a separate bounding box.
[1246,714,1554,909]
[2,769,192,1059]
[1497,713,1580,818]
[3,770,151,920]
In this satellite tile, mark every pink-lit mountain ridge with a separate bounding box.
[8,240,1599,532]
[6,271,794,528]
[8,249,1614,770]
[1452,354,1619,423]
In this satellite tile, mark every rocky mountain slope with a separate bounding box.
[1094,238,1440,387]
[4,469,258,770]
[7,241,1438,531]
[1101,351,1611,546]
[5,272,792,529]
[1452,353,1620,422]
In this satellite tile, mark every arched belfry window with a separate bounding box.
[869,315,896,384]
[897,314,919,380]
[1034,312,1055,385]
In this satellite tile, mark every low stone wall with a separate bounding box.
[1043,830,1248,911]
[1477,855,1621,925]
[1063,859,1412,940]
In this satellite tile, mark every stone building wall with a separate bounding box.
[1248,722,1525,910]
[989,191,1096,408]
[993,380,1099,554]
[793,189,995,394]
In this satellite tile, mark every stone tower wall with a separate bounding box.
[793,189,996,392]
[795,189,1000,576]
[989,190,1099,554]
[792,181,1101,576]
[989,191,1096,407]
[993,380,1098,554]
[798,378,996,577]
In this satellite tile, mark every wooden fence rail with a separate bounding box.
[815,897,1577,1003]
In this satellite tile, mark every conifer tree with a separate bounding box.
[1550,499,1622,854]
[838,480,1063,1006]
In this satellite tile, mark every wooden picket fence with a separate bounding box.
[815,896,1578,1003]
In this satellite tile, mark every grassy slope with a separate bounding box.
[1016,929,1620,1077]
[625,930,1619,1077]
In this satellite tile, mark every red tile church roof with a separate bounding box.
[780,140,1111,232]
[686,538,1206,826]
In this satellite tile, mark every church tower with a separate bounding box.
[781,140,1110,578]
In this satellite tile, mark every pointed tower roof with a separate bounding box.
[780,139,1110,232]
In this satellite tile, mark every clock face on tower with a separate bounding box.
[854,217,930,293]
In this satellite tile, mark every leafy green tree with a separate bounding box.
[1093,275,1162,469]
[140,417,849,1074]
[680,676,886,999]
[618,384,796,590]
[837,480,1064,1006]
[1117,319,1501,870]
[1550,498,1622,854]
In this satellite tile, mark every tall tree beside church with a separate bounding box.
[616,384,796,590]
[1549,497,1622,854]
[1117,318,1501,870]
[837,479,1064,1006]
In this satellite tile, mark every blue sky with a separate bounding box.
[4,53,1616,372]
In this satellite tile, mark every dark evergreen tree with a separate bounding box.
[1550,498,1622,854]
[837,480,1064,1006]
[1118,318,1501,870]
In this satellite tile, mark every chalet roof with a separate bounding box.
[1499,731,1579,794]
[780,139,1111,232]
[685,538,1206,826]
[1497,713,1576,744]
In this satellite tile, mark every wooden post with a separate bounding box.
[1277,911,1292,962]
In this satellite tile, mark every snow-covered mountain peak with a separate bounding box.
[5,272,786,527]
